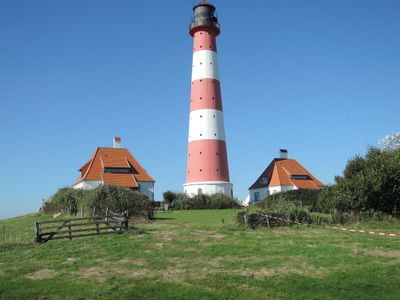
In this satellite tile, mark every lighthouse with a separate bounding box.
[184,2,233,197]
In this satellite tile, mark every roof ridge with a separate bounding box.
[248,158,278,189]
[80,147,101,183]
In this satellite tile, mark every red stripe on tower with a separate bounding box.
[184,2,233,197]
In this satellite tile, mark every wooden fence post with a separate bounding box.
[3,224,6,241]
[35,222,41,243]
[124,210,129,230]
[81,206,84,218]
[105,208,109,222]
[68,220,72,240]
[266,215,270,229]
[92,206,96,217]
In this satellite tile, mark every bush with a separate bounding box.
[43,185,155,219]
[162,191,177,205]
[168,192,241,210]
[260,189,320,211]
[253,187,395,226]
[317,147,400,215]
[169,193,191,210]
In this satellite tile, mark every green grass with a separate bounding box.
[1,209,400,299]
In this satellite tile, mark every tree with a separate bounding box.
[163,191,177,205]
[318,147,400,215]
[379,132,400,151]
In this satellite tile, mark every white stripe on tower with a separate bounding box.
[192,50,220,81]
[188,109,225,141]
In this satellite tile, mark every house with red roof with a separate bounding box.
[73,137,155,200]
[248,149,324,203]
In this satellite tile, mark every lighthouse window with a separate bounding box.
[200,32,203,35]
[200,45,203,48]
[214,134,217,136]
[213,115,215,118]
[200,62,203,65]
[216,169,219,172]
[212,97,215,99]
[199,152,202,154]
[210,62,213,65]
[200,97,202,99]
[200,133,202,136]
[199,169,202,172]
[200,115,202,118]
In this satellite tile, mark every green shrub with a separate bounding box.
[169,193,191,210]
[43,185,155,219]
[260,189,320,211]
[168,192,240,210]
[317,147,400,215]
[162,191,177,205]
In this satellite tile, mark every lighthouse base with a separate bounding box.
[183,181,233,198]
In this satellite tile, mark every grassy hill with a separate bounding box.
[1,209,400,299]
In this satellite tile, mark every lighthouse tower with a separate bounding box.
[184,2,233,197]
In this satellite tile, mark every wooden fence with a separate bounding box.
[35,209,128,243]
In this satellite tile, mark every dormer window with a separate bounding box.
[290,174,310,180]
[104,167,131,174]
[261,177,268,184]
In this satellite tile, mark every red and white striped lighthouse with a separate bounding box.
[184,2,233,197]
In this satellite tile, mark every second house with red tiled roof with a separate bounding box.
[248,149,324,203]
[73,137,155,200]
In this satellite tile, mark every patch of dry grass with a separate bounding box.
[25,269,59,280]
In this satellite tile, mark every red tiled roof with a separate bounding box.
[75,147,154,187]
[249,158,324,190]
[102,173,138,188]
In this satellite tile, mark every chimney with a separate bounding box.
[113,136,121,148]
[279,149,288,159]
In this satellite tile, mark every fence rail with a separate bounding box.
[35,209,128,243]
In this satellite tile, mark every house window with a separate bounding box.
[290,175,310,180]
[254,192,260,203]
[104,167,131,174]
[261,177,268,185]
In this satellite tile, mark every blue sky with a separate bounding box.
[0,0,399,219]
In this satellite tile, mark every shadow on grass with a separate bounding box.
[153,217,175,221]
[0,242,35,252]
[126,226,152,235]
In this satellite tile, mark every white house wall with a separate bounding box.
[268,185,295,194]
[249,185,296,204]
[73,181,102,190]
[249,188,268,203]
